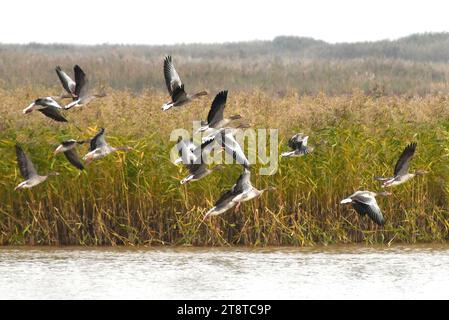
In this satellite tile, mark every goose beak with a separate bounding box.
[54,145,63,155]
[23,103,35,114]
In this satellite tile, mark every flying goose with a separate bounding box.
[177,138,222,184]
[340,190,391,226]
[375,142,427,188]
[23,97,68,122]
[281,133,314,157]
[196,90,241,134]
[230,167,276,211]
[203,168,274,220]
[82,128,132,165]
[54,139,87,170]
[55,66,76,99]
[64,65,106,110]
[161,55,208,111]
[14,144,59,190]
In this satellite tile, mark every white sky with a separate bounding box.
[2,0,449,45]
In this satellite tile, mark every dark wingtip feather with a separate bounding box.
[15,144,22,155]
[408,142,417,151]
[74,64,85,76]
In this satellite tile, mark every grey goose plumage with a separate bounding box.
[63,65,106,110]
[54,139,87,170]
[176,137,222,184]
[82,128,132,164]
[197,90,241,134]
[55,66,77,99]
[203,168,275,220]
[375,142,427,187]
[340,190,391,226]
[23,97,68,122]
[15,144,59,190]
[161,55,207,110]
[281,133,313,157]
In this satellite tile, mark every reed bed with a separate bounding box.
[1,87,449,246]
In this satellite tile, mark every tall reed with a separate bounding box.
[1,88,449,245]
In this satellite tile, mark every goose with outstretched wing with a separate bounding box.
[82,128,132,164]
[14,144,59,190]
[176,138,222,184]
[23,97,68,122]
[281,133,314,157]
[196,90,241,134]
[375,142,427,187]
[203,168,275,220]
[64,65,106,109]
[340,190,391,226]
[54,139,87,170]
[161,55,208,111]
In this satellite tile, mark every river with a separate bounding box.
[1,245,448,299]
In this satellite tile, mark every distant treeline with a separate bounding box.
[1,32,449,95]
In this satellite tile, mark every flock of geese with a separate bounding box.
[15,57,428,227]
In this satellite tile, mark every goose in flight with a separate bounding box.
[196,90,241,134]
[177,138,222,184]
[375,142,427,188]
[340,190,391,226]
[203,168,275,220]
[82,128,132,165]
[64,65,106,110]
[181,148,222,184]
[23,97,68,122]
[161,55,208,111]
[281,133,313,157]
[55,66,76,99]
[54,139,87,170]
[14,144,59,190]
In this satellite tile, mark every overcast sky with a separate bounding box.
[2,0,449,45]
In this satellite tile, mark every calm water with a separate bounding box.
[1,245,449,299]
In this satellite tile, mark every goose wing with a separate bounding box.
[185,162,207,176]
[15,144,37,179]
[393,142,417,176]
[288,133,307,150]
[214,188,239,208]
[219,130,250,168]
[64,149,84,170]
[35,97,63,109]
[38,107,68,122]
[232,168,252,194]
[90,128,107,151]
[171,84,187,102]
[206,90,228,127]
[163,55,182,95]
[351,201,385,226]
[55,66,76,96]
[192,137,217,161]
[350,192,385,226]
[74,65,89,99]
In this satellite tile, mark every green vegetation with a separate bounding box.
[1,88,449,245]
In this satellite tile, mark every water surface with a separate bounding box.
[1,245,448,299]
